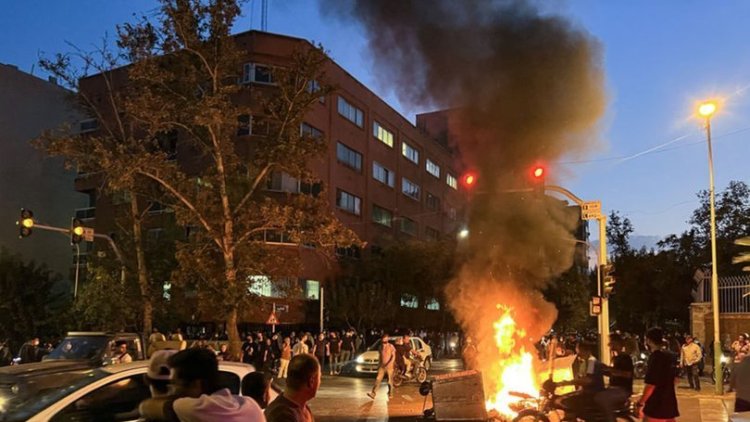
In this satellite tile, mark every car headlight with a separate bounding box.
[720,355,730,364]
[640,353,646,359]
[356,355,365,363]
[449,342,456,348]
[9,384,18,395]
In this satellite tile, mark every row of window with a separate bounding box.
[400,294,441,310]
[336,96,457,190]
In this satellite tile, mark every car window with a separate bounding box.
[50,374,149,422]
[217,370,241,394]
[411,339,421,350]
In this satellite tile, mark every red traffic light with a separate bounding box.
[461,172,478,189]
[532,166,545,179]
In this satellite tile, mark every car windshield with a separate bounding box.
[45,336,109,361]
[0,368,109,421]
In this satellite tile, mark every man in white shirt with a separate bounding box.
[680,335,702,391]
[293,334,310,356]
[139,348,265,421]
[114,341,133,364]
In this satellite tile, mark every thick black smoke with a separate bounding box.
[322,0,606,384]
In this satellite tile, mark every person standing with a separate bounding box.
[279,337,292,379]
[312,333,329,374]
[680,335,702,391]
[732,333,750,364]
[637,328,679,421]
[596,333,633,422]
[18,337,40,363]
[265,354,320,422]
[329,332,342,375]
[367,333,396,400]
[340,331,354,365]
[170,328,184,342]
[730,353,750,412]
[149,327,167,344]
[242,335,255,364]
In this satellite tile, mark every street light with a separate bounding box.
[458,228,469,239]
[698,99,722,395]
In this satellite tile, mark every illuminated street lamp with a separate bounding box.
[698,99,722,395]
[458,228,469,239]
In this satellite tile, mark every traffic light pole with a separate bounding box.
[545,185,610,365]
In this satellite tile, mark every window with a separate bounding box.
[372,161,395,187]
[111,190,131,205]
[266,171,300,193]
[79,118,98,133]
[242,63,274,84]
[447,205,457,220]
[402,141,419,164]
[425,298,441,310]
[426,159,441,178]
[425,226,441,241]
[337,96,364,127]
[336,142,362,171]
[307,80,325,103]
[426,192,441,211]
[247,275,278,297]
[400,293,418,309]
[300,122,323,140]
[400,217,418,236]
[446,173,458,190]
[237,115,251,136]
[305,280,320,300]
[163,281,171,301]
[52,375,150,422]
[372,205,393,227]
[147,201,172,214]
[336,189,361,215]
[373,121,394,147]
[336,246,361,259]
[402,178,420,201]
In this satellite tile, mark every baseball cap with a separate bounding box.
[147,350,177,381]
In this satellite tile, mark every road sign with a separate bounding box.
[275,305,289,313]
[581,200,602,220]
[266,311,279,325]
[83,227,95,242]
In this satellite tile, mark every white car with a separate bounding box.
[349,336,433,375]
[0,360,272,421]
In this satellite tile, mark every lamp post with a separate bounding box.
[698,100,723,395]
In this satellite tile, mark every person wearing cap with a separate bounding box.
[637,327,679,421]
[146,350,177,398]
[114,341,133,364]
[139,348,265,422]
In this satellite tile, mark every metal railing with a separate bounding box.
[696,272,750,313]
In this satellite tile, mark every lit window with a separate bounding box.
[372,161,395,187]
[247,275,273,297]
[447,173,458,190]
[402,141,419,164]
[337,96,364,127]
[337,189,361,215]
[400,293,418,309]
[305,280,320,300]
[373,121,394,148]
[372,205,393,227]
[426,159,441,178]
[400,217,418,236]
[402,178,420,201]
[425,298,440,310]
[336,143,362,171]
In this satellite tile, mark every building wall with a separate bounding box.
[0,63,87,281]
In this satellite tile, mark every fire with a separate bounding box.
[484,305,539,416]
[483,305,576,418]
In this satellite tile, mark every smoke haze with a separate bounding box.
[322,0,606,395]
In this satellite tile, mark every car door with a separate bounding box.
[48,374,149,422]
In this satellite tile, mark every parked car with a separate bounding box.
[0,360,268,421]
[342,336,432,376]
[43,332,145,367]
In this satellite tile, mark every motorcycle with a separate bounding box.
[393,355,428,386]
[710,353,731,385]
[632,351,649,379]
[510,379,636,422]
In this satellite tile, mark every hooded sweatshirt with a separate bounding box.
[173,388,265,422]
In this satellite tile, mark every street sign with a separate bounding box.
[83,227,95,242]
[581,200,602,220]
[275,305,289,313]
[266,311,279,325]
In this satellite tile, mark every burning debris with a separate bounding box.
[323,0,606,416]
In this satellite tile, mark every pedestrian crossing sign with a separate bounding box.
[266,311,279,325]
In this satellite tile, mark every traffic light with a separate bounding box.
[17,209,34,238]
[734,236,750,272]
[461,171,478,190]
[601,263,615,296]
[530,165,546,194]
[71,218,85,245]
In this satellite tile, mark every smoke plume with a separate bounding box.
[323,0,606,394]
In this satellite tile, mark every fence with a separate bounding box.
[694,271,750,313]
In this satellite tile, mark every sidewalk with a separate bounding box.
[635,378,736,422]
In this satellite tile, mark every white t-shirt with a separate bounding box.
[173,388,265,422]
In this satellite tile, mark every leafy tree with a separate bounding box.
[73,265,139,331]
[606,210,633,258]
[0,248,71,350]
[545,266,592,332]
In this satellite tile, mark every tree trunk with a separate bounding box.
[223,249,241,360]
[130,194,153,351]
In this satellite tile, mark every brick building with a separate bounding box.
[74,31,467,326]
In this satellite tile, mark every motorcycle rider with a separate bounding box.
[394,337,407,376]
[596,333,634,422]
[555,341,606,419]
